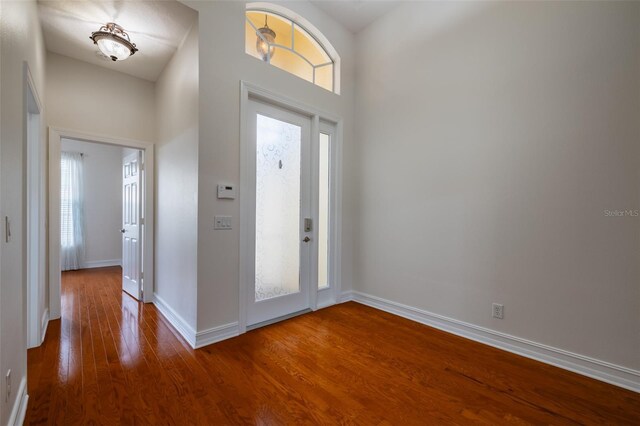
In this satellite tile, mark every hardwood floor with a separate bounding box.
[26,267,639,425]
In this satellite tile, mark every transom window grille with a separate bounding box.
[245,9,336,93]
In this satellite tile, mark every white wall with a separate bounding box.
[0,0,47,423]
[184,0,356,333]
[154,22,199,330]
[46,52,156,143]
[353,1,640,371]
[61,138,123,268]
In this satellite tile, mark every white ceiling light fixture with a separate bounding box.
[90,22,138,62]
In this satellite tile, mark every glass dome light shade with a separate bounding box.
[256,26,276,61]
[97,37,132,61]
[90,23,138,62]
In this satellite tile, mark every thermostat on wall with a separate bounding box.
[217,184,236,199]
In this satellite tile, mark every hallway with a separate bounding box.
[25,267,640,424]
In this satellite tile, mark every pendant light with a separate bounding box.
[90,23,138,62]
[256,15,276,61]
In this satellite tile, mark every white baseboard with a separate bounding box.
[341,290,640,393]
[315,287,336,310]
[8,376,28,426]
[152,293,197,348]
[40,308,49,344]
[337,291,353,304]
[83,259,121,269]
[195,322,239,348]
[153,294,240,349]
[316,299,335,310]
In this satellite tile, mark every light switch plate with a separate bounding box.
[214,215,232,230]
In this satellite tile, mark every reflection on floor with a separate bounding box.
[25,267,640,424]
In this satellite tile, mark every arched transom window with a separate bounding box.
[245,7,338,93]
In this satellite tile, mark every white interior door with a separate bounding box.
[122,151,142,300]
[246,99,312,326]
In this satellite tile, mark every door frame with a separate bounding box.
[239,81,343,334]
[245,100,313,327]
[25,63,46,348]
[48,127,155,320]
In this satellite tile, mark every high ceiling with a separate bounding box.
[38,1,399,81]
[38,0,197,82]
[310,0,400,34]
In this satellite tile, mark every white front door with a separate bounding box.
[246,99,313,326]
[122,151,142,300]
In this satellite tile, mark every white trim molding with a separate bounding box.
[341,291,640,393]
[316,298,335,310]
[153,293,239,349]
[40,308,50,344]
[195,323,239,349]
[25,60,46,350]
[8,377,28,426]
[153,293,197,348]
[83,259,122,269]
[337,290,353,304]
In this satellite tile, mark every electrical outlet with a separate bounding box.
[5,369,11,402]
[492,303,504,319]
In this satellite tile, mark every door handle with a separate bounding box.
[303,236,311,243]
[121,229,125,233]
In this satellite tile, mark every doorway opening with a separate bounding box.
[58,138,144,301]
[240,82,342,332]
[48,129,155,321]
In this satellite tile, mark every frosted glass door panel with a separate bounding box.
[255,114,302,301]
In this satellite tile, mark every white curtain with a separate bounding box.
[60,152,85,271]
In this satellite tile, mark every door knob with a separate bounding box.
[121,229,125,233]
[303,236,311,242]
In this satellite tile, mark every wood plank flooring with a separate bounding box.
[26,267,640,424]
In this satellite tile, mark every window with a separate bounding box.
[245,7,338,93]
[60,152,85,270]
[318,132,330,289]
